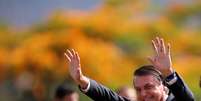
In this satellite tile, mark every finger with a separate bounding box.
[156,37,163,54]
[152,40,159,55]
[160,38,166,54]
[147,56,155,65]
[75,52,80,62]
[69,49,76,60]
[158,37,162,50]
[154,37,160,52]
[77,68,83,77]
[156,37,161,47]
[71,49,76,58]
[66,49,73,58]
[64,53,71,62]
[167,43,171,55]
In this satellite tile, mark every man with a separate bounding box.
[64,37,194,101]
[54,85,79,101]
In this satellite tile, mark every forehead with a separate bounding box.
[133,75,160,87]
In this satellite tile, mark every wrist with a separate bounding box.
[163,68,174,77]
[78,76,90,89]
[165,72,177,85]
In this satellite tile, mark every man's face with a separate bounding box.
[133,75,166,101]
[63,92,79,101]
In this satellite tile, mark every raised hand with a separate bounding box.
[148,37,174,77]
[64,49,89,89]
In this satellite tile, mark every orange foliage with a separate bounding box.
[0,0,201,99]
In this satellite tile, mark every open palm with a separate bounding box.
[148,37,173,77]
[64,49,89,89]
[64,49,83,84]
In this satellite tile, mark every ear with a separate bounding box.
[132,76,136,87]
[163,86,169,94]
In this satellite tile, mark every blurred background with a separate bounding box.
[0,0,201,100]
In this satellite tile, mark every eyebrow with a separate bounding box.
[144,83,154,87]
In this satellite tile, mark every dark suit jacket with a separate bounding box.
[81,73,194,101]
[165,73,194,101]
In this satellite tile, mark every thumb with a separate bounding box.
[147,56,155,65]
[76,68,83,80]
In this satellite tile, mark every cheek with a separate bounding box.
[136,91,158,101]
[148,87,164,99]
[137,95,143,101]
[148,87,162,95]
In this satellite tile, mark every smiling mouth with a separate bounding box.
[143,96,155,101]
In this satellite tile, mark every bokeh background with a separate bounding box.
[0,0,201,101]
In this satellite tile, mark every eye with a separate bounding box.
[144,84,155,90]
[135,88,141,93]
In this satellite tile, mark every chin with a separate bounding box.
[143,96,158,101]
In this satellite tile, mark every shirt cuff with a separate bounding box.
[165,72,178,86]
[80,80,90,93]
